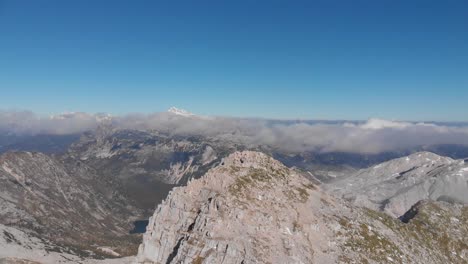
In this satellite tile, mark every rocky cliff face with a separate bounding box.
[135,151,330,263]
[67,128,240,210]
[68,129,230,185]
[0,151,142,257]
[135,151,468,264]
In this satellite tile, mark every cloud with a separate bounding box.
[1,110,468,154]
[0,111,103,135]
[358,118,411,130]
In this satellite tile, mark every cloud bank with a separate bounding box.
[1,110,468,154]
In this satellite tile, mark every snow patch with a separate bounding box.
[97,247,121,257]
[167,107,195,117]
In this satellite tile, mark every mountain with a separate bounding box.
[1,125,468,262]
[64,127,340,211]
[66,128,240,210]
[0,151,143,258]
[136,151,331,263]
[0,222,135,263]
[167,107,195,117]
[326,151,468,217]
[135,151,468,263]
[64,126,468,214]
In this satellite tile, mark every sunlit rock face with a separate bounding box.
[135,151,468,264]
[136,151,329,263]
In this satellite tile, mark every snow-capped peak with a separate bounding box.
[167,107,195,117]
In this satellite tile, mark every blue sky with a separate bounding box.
[0,0,467,121]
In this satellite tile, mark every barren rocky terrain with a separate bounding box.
[136,151,468,263]
[1,126,467,263]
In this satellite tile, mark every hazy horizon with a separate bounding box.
[2,107,468,124]
[1,108,468,154]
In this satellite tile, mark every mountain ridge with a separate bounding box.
[0,151,143,257]
[326,151,468,217]
[135,151,468,263]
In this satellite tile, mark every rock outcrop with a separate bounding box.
[135,151,333,263]
[135,151,468,264]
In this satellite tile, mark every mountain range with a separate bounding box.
[136,151,468,263]
[0,109,467,263]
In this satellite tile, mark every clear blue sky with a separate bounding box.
[0,0,467,121]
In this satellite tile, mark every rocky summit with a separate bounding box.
[135,151,326,263]
[135,151,468,264]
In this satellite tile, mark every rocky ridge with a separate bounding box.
[135,151,468,264]
[135,151,329,263]
[0,151,142,257]
[326,151,468,217]
[66,128,241,210]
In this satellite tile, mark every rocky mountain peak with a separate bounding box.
[182,151,302,199]
[220,150,285,170]
[167,107,195,117]
[371,151,453,172]
[135,151,327,263]
[135,150,468,264]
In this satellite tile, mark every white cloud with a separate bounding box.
[0,111,103,135]
[360,118,411,130]
[1,110,468,154]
